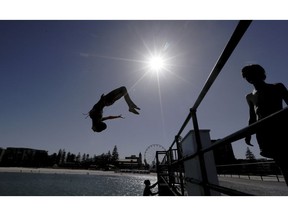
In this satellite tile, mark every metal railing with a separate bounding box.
[217,161,284,182]
[155,20,288,196]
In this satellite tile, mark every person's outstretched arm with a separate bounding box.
[150,182,158,189]
[102,115,124,121]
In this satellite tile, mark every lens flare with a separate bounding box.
[148,55,165,72]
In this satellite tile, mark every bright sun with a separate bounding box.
[148,55,165,73]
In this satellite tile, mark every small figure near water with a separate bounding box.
[87,86,140,132]
[242,64,288,186]
[143,180,158,196]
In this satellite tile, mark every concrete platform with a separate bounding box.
[218,176,288,196]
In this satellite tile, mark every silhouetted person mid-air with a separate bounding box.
[242,64,288,186]
[88,86,140,132]
[143,180,158,196]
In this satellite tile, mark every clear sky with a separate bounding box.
[1,20,288,160]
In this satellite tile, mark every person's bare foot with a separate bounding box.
[129,108,140,115]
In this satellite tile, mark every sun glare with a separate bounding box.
[148,55,165,73]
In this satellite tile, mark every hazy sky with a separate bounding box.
[1,20,288,160]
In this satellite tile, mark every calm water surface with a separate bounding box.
[0,172,157,196]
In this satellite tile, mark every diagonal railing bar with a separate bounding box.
[191,20,252,112]
[170,20,252,151]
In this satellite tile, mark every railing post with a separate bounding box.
[176,135,183,159]
[168,149,175,186]
[276,174,280,182]
[156,151,164,196]
[176,135,185,195]
[190,108,211,195]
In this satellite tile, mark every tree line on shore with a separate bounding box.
[0,145,119,170]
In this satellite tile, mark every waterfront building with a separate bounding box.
[118,153,143,169]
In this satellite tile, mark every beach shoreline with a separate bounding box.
[0,167,156,176]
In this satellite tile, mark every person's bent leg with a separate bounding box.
[104,86,127,106]
[104,86,140,114]
[123,89,140,114]
[124,92,140,110]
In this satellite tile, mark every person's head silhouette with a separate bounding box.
[241,64,266,84]
[144,180,151,186]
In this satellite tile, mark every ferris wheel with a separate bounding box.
[144,144,166,167]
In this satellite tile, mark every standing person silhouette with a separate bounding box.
[143,180,158,196]
[88,86,140,132]
[242,64,288,185]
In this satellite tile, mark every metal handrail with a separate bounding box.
[168,20,252,151]
[171,106,288,166]
[191,20,252,112]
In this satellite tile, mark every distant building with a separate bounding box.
[0,147,48,167]
[118,153,143,169]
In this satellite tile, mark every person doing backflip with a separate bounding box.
[88,86,140,132]
[241,64,288,186]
